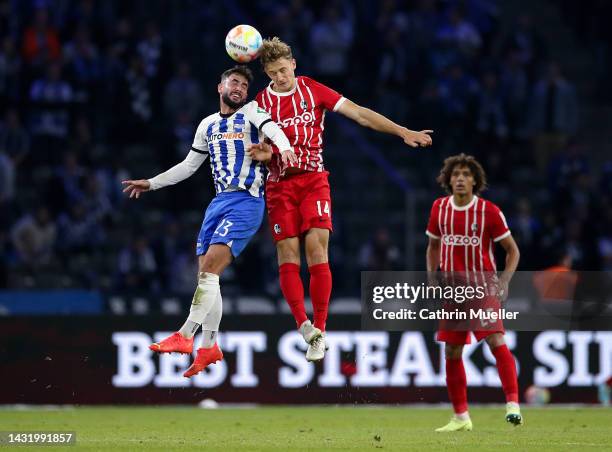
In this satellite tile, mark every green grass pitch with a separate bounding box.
[1,406,609,451]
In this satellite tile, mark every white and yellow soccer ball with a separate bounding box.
[225,25,262,63]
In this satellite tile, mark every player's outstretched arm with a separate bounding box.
[122,179,151,199]
[121,150,208,199]
[337,99,433,148]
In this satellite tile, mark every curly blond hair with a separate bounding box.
[259,37,293,67]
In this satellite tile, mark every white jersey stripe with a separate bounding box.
[464,203,469,284]
[303,80,316,151]
[302,80,325,172]
[265,89,273,118]
[295,82,309,147]
[290,95,299,146]
[438,200,444,269]
[479,199,486,285]
[289,95,302,166]
[443,197,451,270]
[450,201,455,272]
[472,198,478,285]
[295,81,311,164]
[318,111,326,171]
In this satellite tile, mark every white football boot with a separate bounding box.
[298,320,322,344]
[306,332,326,362]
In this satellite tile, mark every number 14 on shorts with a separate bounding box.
[316,200,330,217]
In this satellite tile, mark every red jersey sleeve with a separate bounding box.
[426,199,442,239]
[488,202,511,242]
[304,76,346,112]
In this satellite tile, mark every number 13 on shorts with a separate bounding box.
[316,200,330,218]
[214,218,233,237]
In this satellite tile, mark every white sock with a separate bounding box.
[186,272,220,325]
[506,402,520,410]
[201,288,223,348]
[455,411,470,421]
[178,320,200,339]
[201,331,218,348]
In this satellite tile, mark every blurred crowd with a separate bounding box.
[0,0,610,296]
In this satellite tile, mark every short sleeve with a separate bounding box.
[426,200,441,239]
[245,101,274,130]
[191,119,209,154]
[307,77,346,112]
[489,204,511,242]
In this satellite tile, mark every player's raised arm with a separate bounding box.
[336,99,433,148]
[122,149,208,199]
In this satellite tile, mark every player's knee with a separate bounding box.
[485,333,505,349]
[445,344,463,359]
[305,230,329,265]
[200,246,232,274]
[306,245,328,265]
[277,239,300,264]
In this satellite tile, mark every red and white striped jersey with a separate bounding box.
[426,195,511,272]
[255,76,346,181]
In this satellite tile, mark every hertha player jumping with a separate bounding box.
[248,37,433,362]
[426,154,522,431]
[122,65,296,377]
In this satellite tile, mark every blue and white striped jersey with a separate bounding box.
[191,101,277,198]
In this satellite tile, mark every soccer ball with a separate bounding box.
[225,25,262,63]
[525,385,551,405]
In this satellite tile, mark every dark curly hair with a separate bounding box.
[436,153,488,195]
[220,65,253,83]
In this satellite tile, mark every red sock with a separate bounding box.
[492,344,519,403]
[309,263,332,332]
[446,357,468,414]
[279,263,307,328]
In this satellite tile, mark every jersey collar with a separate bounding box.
[266,79,297,97]
[450,195,478,211]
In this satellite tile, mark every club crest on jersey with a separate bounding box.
[274,224,282,234]
[471,223,478,233]
[300,100,308,110]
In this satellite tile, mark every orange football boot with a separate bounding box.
[183,343,224,378]
[149,332,193,354]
